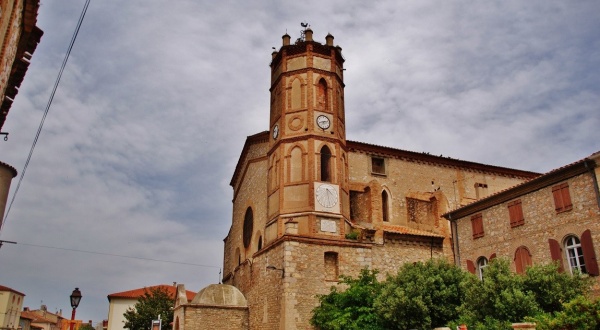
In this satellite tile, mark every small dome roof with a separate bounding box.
[192,284,247,307]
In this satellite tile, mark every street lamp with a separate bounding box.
[69,288,82,330]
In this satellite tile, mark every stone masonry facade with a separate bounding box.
[445,153,600,288]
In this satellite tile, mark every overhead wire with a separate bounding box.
[1,0,92,234]
[13,242,221,269]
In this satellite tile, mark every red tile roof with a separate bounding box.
[107,284,195,302]
[0,285,25,296]
[380,224,445,238]
[443,151,600,219]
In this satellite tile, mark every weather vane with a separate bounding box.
[298,22,310,43]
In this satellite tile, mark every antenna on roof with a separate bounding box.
[218,269,222,284]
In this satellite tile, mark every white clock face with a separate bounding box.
[316,184,338,208]
[273,124,279,139]
[316,115,330,130]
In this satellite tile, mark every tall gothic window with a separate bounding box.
[317,79,328,110]
[321,145,332,182]
[243,207,253,249]
[382,190,389,222]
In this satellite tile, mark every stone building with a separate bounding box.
[0,285,24,330]
[0,0,43,228]
[444,152,600,282]
[217,28,539,330]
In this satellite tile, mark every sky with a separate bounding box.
[0,0,599,324]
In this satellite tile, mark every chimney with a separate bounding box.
[282,33,290,46]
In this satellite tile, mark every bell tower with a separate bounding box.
[266,26,350,240]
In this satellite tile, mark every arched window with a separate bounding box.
[477,257,488,280]
[290,146,303,182]
[317,78,328,110]
[174,317,179,330]
[235,247,241,266]
[243,207,253,249]
[320,145,331,182]
[565,235,586,274]
[291,78,302,109]
[382,190,389,222]
[514,246,532,274]
[257,235,263,251]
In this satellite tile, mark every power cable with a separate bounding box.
[1,0,92,234]
[12,242,220,269]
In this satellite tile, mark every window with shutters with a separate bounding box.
[371,157,386,175]
[477,257,488,280]
[552,183,572,213]
[471,213,484,239]
[514,246,532,274]
[564,235,586,274]
[508,199,525,227]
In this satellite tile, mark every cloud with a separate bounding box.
[0,0,598,323]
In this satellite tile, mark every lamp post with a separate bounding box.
[69,288,82,330]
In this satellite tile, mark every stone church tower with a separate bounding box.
[266,28,350,249]
[222,27,538,330]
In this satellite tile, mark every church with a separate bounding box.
[173,28,540,330]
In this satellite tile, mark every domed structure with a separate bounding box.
[173,284,248,330]
[192,284,247,306]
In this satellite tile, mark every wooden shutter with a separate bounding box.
[466,260,476,274]
[552,183,572,212]
[471,214,484,238]
[514,247,532,274]
[552,185,564,211]
[561,184,573,211]
[548,238,564,273]
[489,253,497,261]
[581,229,599,276]
[508,200,524,227]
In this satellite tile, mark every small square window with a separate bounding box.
[371,157,386,175]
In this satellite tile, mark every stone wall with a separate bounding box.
[177,306,248,330]
[0,0,23,99]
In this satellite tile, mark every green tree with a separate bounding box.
[78,324,95,330]
[374,259,470,330]
[528,295,600,330]
[310,268,383,330]
[457,258,540,329]
[523,262,589,313]
[123,287,174,330]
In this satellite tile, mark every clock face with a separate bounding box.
[316,115,330,130]
[272,124,279,139]
[316,184,338,208]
